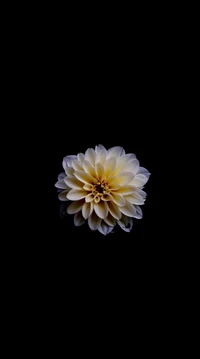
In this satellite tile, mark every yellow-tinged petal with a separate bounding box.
[82,160,96,178]
[64,177,83,189]
[108,201,122,220]
[67,189,88,200]
[113,171,134,186]
[74,170,98,184]
[94,201,108,219]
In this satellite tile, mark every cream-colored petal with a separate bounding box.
[67,189,88,200]
[95,144,107,153]
[107,146,125,159]
[85,193,95,202]
[67,200,84,214]
[122,159,139,175]
[114,185,136,195]
[113,171,134,186]
[65,167,74,177]
[95,148,107,165]
[111,192,125,206]
[108,201,122,220]
[83,183,93,191]
[82,201,94,219]
[85,148,96,166]
[98,222,114,235]
[101,193,113,201]
[120,201,137,217]
[138,189,147,199]
[58,190,69,201]
[74,170,97,184]
[88,212,102,230]
[83,160,96,178]
[77,153,85,163]
[104,157,116,178]
[95,162,104,180]
[114,154,134,173]
[130,174,149,187]
[64,177,83,189]
[58,173,65,180]
[104,213,116,226]
[55,179,68,189]
[72,159,83,171]
[94,201,108,219]
[74,212,86,226]
[124,192,144,205]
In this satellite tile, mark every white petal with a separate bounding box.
[88,212,102,230]
[104,157,116,178]
[95,162,104,179]
[111,192,125,206]
[55,179,68,189]
[74,212,86,226]
[85,193,95,202]
[134,205,143,219]
[114,185,136,195]
[114,154,134,172]
[120,201,137,217]
[62,155,77,169]
[122,159,139,175]
[113,171,134,186]
[77,153,85,163]
[58,190,69,201]
[108,201,122,220]
[64,177,83,189]
[117,216,133,232]
[85,148,96,166]
[58,173,65,180]
[74,170,97,184]
[130,174,149,187]
[65,167,74,177]
[107,146,125,159]
[72,160,83,171]
[82,202,94,219]
[138,189,147,199]
[95,148,107,165]
[67,200,84,214]
[94,201,108,219]
[124,192,144,205]
[83,160,96,178]
[67,189,88,200]
[98,222,114,235]
[138,167,151,179]
[95,144,107,153]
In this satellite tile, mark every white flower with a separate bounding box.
[55,145,150,235]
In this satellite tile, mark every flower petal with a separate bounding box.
[94,201,108,219]
[124,192,144,205]
[120,201,137,217]
[55,179,68,189]
[62,155,77,169]
[67,189,88,200]
[58,173,65,180]
[111,192,125,206]
[85,148,96,166]
[85,193,95,202]
[82,201,94,219]
[117,216,133,232]
[67,200,84,214]
[138,167,151,179]
[130,174,149,187]
[104,213,116,226]
[95,162,104,180]
[83,160,96,178]
[95,148,107,165]
[74,170,97,184]
[104,157,116,178]
[98,222,114,235]
[65,167,74,177]
[88,212,102,230]
[134,205,143,219]
[108,201,122,220]
[77,153,85,163]
[72,160,83,171]
[64,177,83,189]
[114,185,136,195]
[107,146,125,159]
[113,171,134,186]
[122,159,139,175]
[74,212,86,226]
[58,190,69,201]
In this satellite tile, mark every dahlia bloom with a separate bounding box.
[55,145,150,235]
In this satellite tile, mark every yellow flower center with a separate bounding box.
[91,180,111,203]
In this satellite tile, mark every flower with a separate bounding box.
[55,145,150,235]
